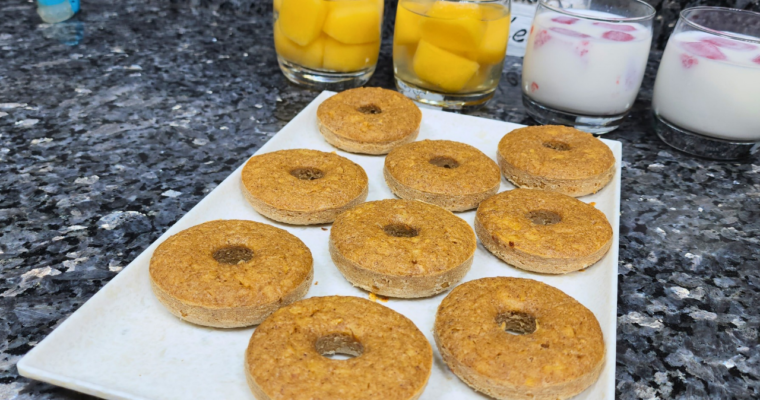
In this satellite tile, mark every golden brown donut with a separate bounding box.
[475,189,612,274]
[497,126,615,197]
[149,220,313,328]
[330,199,476,298]
[317,87,422,154]
[241,149,368,225]
[434,277,605,400]
[245,296,433,400]
[384,140,501,211]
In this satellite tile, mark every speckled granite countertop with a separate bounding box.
[1,0,759,399]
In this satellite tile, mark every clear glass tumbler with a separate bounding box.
[521,0,655,133]
[393,0,512,110]
[652,7,760,160]
[273,0,383,90]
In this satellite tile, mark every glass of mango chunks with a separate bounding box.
[273,0,384,89]
[394,0,512,109]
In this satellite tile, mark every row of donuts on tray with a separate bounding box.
[148,88,616,400]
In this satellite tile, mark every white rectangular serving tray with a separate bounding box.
[19,91,621,400]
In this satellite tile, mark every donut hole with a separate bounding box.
[542,141,571,151]
[526,210,561,226]
[357,104,382,114]
[429,156,460,169]
[212,246,254,265]
[383,223,419,238]
[315,333,364,360]
[290,167,324,180]
[496,311,537,335]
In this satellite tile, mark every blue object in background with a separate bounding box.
[37,0,80,23]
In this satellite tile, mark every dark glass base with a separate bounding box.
[277,57,374,91]
[653,112,759,160]
[395,77,495,111]
[523,94,628,134]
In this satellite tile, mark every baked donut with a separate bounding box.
[245,296,433,400]
[241,149,368,225]
[434,277,605,400]
[317,87,422,154]
[497,125,615,197]
[475,189,612,274]
[330,199,476,298]
[149,220,313,328]
[384,140,501,211]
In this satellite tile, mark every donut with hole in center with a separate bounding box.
[384,140,501,211]
[497,125,615,197]
[241,149,368,225]
[149,220,313,328]
[245,296,433,400]
[330,199,476,298]
[317,87,422,154]
[434,277,605,400]
[475,188,612,274]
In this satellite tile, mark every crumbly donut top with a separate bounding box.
[385,140,501,195]
[331,200,476,277]
[246,296,432,400]
[317,87,422,144]
[149,220,312,309]
[241,149,368,212]
[476,189,612,259]
[498,126,615,180]
[435,277,604,387]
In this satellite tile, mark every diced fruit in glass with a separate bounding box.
[394,2,429,45]
[477,16,510,64]
[297,35,327,69]
[323,1,381,44]
[323,38,380,71]
[279,0,327,46]
[420,2,486,53]
[413,39,480,91]
[274,22,326,69]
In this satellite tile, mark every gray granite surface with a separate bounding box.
[1,0,759,399]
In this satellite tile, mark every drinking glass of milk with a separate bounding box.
[652,7,760,160]
[521,0,655,134]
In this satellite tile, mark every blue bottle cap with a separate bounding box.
[38,0,67,6]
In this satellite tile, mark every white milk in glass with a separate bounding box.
[522,10,651,115]
[652,31,760,141]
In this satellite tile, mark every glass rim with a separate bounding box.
[680,6,760,44]
[538,0,656,22]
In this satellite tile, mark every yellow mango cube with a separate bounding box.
[323,38,379,72]
[323,1,381,44]
[394,1,430,45]
[274,21,326,69]
[420,2,486,53]
[413,39,479,92]
[279,0,327,46]
[298,35,327,69]
[273,0,282,12]
[478,15,510,64]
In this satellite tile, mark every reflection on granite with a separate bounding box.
[0,0,758,399]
